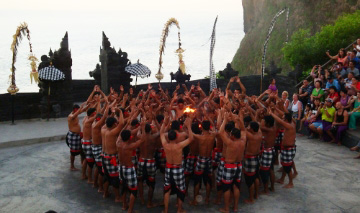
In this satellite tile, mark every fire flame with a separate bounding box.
[183,106,196,113]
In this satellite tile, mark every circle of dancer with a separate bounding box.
[66,78,297,213]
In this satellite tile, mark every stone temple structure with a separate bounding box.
[38,32,73,119]
[89,32,132,93]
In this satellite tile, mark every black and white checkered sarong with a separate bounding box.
[66,131,81,152]
[102,153,119,177]
[260,147,274,170]
[281,146,296,167]
[91,144,102,167]
[164,163,186,201]
[119,165,138,190]
[194,156,213,175]
[221,162,242,184]
[82,139,94,162]
[212,148,222,167]
[184,154,197,175]
[243,155,259,176]
[216,158,225,186]
[137,158,156,182]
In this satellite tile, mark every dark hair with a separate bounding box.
[202,120,211,131]
[350,60,356,65]
[177,98,184,104]
[249,121,259,132]
[284,113,292,123]
[73,104,80,110]
[171,120,180,130]
[92,91,101,97]
[213,97,220,104]
[225,121,235,132]
[306,103,312,108]
[131,119,139,127]
[329,86,337,91]
[145,124,152,133]
[315,80,322,87]
[264,115,274,127]
[156,114,164,123]
[338,48,346,58]
[87,108,96,116]
[168,130,177,141]
[231,128,241,139]
[106,117,117,128]
[340,89,347,94]
[191,122,202,134]
[244,115,252,124]
[121,130,131,141]
[95,113,103,119]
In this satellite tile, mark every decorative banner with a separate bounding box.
[8,22,37,95]
[261,7,290,92]
[156,18,185,82]
[29,54,39,84]
[209,16,218,91]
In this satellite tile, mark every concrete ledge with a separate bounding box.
[0,135,66,149]
[342,131,360,148]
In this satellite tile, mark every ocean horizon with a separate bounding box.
[0,9,244,94]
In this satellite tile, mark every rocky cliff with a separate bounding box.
[233,0,360,75]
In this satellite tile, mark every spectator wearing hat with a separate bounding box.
[314,98,336,141]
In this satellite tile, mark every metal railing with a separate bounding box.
[295,40,357,89]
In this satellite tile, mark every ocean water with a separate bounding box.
[0,10,244,94]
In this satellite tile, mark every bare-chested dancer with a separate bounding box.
[259,115,277,194]
[243,121,262,204]
[214,116,235,204]
[184,122,200,197]
[161,114,194,213]
[66,103,87,170]
[138,123,160,208]
[270,111,297,188]
[117,124,145,213]
[102,113,124,202]
[219,112,246,213]
[191,120,216,205]
[91,99,110,191]
[82,107,97,182]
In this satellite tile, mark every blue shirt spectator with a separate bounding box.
[326,77,341,91]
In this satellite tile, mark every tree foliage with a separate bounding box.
[282,10,360,72]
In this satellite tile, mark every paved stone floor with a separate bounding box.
[0,136,359,213]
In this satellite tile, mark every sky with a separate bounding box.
[0,0,244,93]
[2,0,243,13]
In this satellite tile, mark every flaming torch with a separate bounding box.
[183,106,196,114]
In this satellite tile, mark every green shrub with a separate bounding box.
[282,10,360,77]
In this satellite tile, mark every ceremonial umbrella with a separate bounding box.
[38,65,65,120]
[38,66,65,81]
[125,61,151,86]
